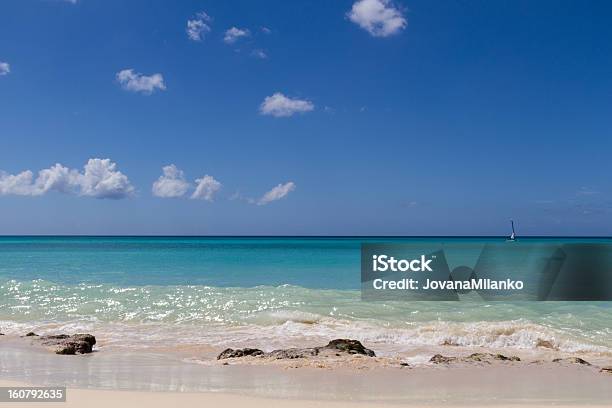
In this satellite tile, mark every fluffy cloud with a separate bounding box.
[116,69,166,94]
[259,93,314,117]
[152,166,221,201]
[347,0,407,37]
[0,158,134,199]
[152,165,190,198]
[257,182,296,205]
[223,27,250,44]
[187,11,212,41]
[191,175,222,201]
[78,159,135,198]
[0,170,41,196]
[0,62,10,76]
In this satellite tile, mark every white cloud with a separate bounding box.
[261,26,272,34]
[0,170,41,196]
[116,69,166,94]
[187,11,212,41]
[78,159,135,198]
[347,0,407,37]
[152,164,190,198]
[257,182,296,205]
[259,93,314,117]
[0,158,134,199]
[224,27,250,44]
[0,62,10,76]
[191,175,221,201]
[33,164,80,195]
[251,49,267,59]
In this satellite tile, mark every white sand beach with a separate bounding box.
[0,385,606,408]
[1,335,612,407]
[2,364,611,408]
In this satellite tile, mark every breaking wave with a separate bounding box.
[1,279,611,357]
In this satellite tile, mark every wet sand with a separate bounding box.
[1,337,612,406]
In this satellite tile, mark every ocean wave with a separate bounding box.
[1,279,612,357]
[2,316,610,358]
[247,310,324,325]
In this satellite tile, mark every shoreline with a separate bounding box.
[1,337,611,406]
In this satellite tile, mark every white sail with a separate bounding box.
[508,220,516,241]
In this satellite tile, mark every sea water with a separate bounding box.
[1,236,611,357]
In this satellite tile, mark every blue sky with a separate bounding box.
[0,0,611,235]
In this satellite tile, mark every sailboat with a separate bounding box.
[507,220,516,242]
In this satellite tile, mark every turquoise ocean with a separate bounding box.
[1,236,611,359]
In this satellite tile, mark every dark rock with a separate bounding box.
[600,367,612,374]
[430,354,458,364]
[467,353,520,362]
[267,348,319,359]
[552,357,591,366]
[318,339,376,357]
[40,334,70,340]
[25,332,38,337]
[0,332,4,336]
[54,343,78,355]
[399,362,410,367]
[217,348,264,360]
[430,353,520,364]
[466,353,492,362]
[71,334,96,347]
[35,333,96,355]
[216,339,376,360]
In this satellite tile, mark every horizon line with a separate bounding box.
[1,234,611,239]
